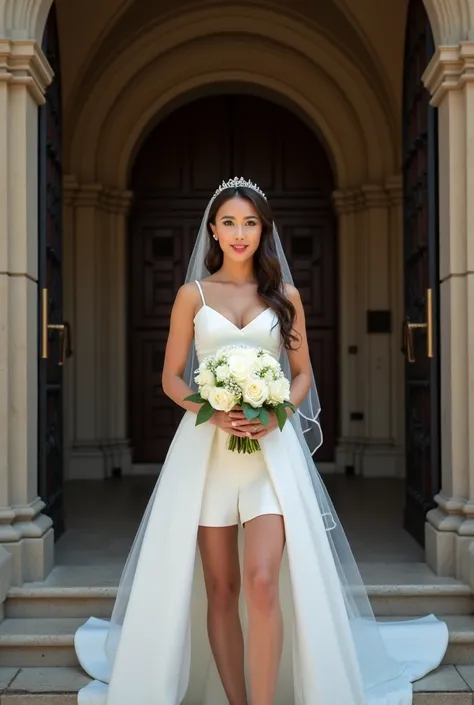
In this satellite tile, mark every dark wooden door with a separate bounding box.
[38,5,66,537]
[402,0,440,545]
[129,96,337,463]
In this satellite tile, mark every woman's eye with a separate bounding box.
[246,220,258,227]
[223,220,234,226]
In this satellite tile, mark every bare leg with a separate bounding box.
[198,525,247,705]
[243,515,285,705]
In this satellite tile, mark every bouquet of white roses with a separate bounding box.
[185,344,295,453]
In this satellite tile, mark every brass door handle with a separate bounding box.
[402,288,433,363]
[41,289,73,365]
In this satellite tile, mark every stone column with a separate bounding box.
[0,39,54,583]
[423,42,474,581]
[100,189,133,478]
[334,185,402,477]
[333,189,363,472]
[65,182,133,480]
[386,176,405,470]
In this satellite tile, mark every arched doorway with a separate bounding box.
[128,95,337,465]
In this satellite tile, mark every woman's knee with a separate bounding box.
[244,568,279,613]
[206,576,241,612]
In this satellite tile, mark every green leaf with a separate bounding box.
[196,402,215,425]
[283,401,296,414]
[274,405,287,431]
[242,402,260,421]
[184,393,204,403]
[258,407,269,426]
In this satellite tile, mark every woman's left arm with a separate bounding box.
[282,284,313,416]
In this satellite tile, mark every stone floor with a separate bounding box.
[2,665,474,703]
[57,474,423,564]
[43,475,449,590]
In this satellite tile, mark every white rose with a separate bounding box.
[197,369,215,387]
[228,353,256,384]
[200,385,212,400]
[242,377,269,408]
[215,364,230,382]
[261,353,280,370]
[208,387,236,413]
[268,378,290,405]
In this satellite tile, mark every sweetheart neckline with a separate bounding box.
[193,304,272,332]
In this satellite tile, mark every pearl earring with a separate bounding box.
[213,235,218,241]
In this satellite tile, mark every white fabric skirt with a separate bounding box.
[74,412,449,705]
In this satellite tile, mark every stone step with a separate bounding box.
[5,588,116,620]
[1,615,474,669]
[6,581,473,619]
[1,665,474,704]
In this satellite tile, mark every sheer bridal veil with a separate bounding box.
[104,177,408,696]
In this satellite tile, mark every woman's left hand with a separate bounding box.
[227,406,279,439]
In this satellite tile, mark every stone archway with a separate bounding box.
[14,0,471,57]
[60,5,409,482]
[65,6,396,187]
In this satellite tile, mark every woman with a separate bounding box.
[75,178,448,705]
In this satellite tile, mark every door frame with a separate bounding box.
[402,0,441,545]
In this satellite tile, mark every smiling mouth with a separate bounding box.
[231,245,248,253]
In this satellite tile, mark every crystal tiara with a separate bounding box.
[210,176,267,203]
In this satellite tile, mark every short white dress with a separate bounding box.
[195,280,283,527]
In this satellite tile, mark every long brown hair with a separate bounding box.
[206,186,297,349]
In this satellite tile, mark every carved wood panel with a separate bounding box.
[130,95,337,462]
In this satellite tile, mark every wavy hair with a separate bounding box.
[205,186,297,349]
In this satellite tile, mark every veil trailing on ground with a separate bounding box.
[102,180,428,699]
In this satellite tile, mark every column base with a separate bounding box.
[426,492,465,577]
[5,528,54,585]
[336,438,404,477]
[0,547,13,613]
[0,499,54,585]
[68,439,132,479]
[425,520,457,576]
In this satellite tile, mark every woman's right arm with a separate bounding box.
[161,283,252,437]
[161,283,203,414]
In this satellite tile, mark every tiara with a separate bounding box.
[210,176,266,203]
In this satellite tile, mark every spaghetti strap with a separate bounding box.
[195,280,205,306]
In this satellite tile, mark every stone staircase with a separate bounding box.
[1,571,474,703]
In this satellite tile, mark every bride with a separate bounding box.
[75,177,448,705]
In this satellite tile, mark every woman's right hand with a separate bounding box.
[210,411,252,438]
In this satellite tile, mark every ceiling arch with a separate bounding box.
[67,6,397,189]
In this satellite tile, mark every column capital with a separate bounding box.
[385,175,403,206]
[74,184,104,209]
[102,188,134,215]
[332,189,359,215]
[0,38,52,104]
[69,182,134,214]
[423,42,474,107]
[63,175,80,206]
[333,185,392,214]
[359,184,390,209]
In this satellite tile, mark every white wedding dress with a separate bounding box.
[74,299,449,705]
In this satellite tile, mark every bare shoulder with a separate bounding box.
[283,282,301,304]
[174,281,201,311]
